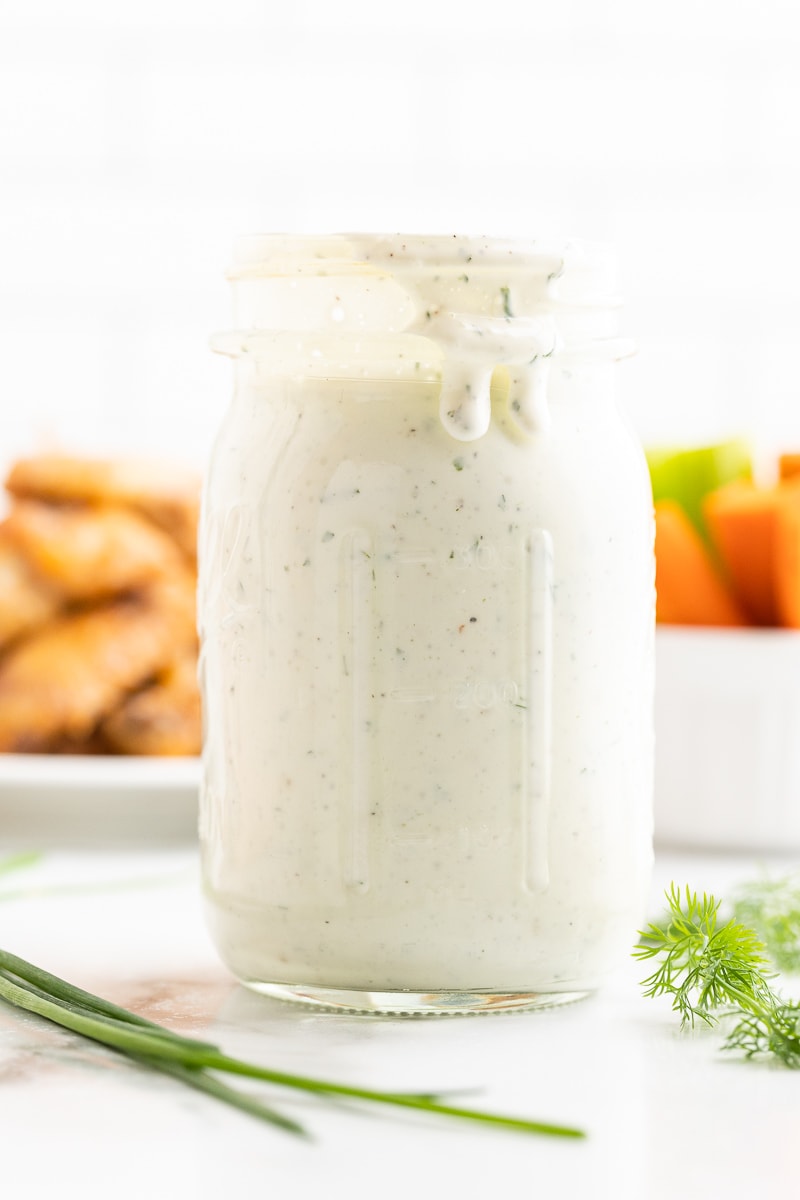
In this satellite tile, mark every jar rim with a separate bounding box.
[210,329,636,369]
[227,232,618,300]
[218,234,631,441]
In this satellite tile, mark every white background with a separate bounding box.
[1,0,799,471]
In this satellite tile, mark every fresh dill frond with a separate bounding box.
[635,883,800,1069]
[731,875,800,974]
[723,1002,800,1067]
[634,884,774,1027]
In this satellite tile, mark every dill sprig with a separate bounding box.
[731,875,800,974]
[722,1002,800,1067]
[635,883,800,1068]
[0,947,585,1141]
[634,884,775,1026]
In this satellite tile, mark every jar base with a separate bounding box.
[242,981,592,1016]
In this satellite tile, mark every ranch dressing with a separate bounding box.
[200,234,654,1014]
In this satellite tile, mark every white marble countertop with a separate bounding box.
[0,834,797,1200]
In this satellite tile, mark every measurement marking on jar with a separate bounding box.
[395,548,435,565]
[390,689,436,703]
[523,528,554,893]
[452,541,518,572]
[454,678,520,710]
[393,832,435,847]
[340,530,374,893]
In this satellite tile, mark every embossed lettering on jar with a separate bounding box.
[199,234,655,1015]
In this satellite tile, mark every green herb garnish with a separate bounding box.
[0,948,585,1141]
[635,883,800,1067]
[635,884,773,1025]
[731,874,800,974]
[500,286,513,317]
[0,852,41,880]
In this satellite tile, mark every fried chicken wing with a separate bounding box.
[3,501,184,602]
[0,453,202,757]
[0,528,62,652]
[5,455,200,561]
[101,653,201,756]
[0,575,197,752]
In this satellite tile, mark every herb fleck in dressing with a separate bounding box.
[200,234,654,1013]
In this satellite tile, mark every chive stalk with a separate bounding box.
[0,948,585,1141]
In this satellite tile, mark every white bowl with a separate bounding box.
[654,627,800,852]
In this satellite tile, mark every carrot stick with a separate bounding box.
[778,453,800,482]
[654,499,750,627]
[774,493,800,628]
[702,482,781,625]
[703,479,800,627]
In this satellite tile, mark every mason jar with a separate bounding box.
[199,234,654,1015]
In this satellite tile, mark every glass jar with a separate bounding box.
[199,234,654,1015]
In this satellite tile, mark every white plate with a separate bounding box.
[655,627,800,852]
[0,754,200,847]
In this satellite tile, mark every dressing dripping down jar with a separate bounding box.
[199,234,655,1015]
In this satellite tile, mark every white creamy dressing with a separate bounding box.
[420,309,558,440]
[200,234,654,1002]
